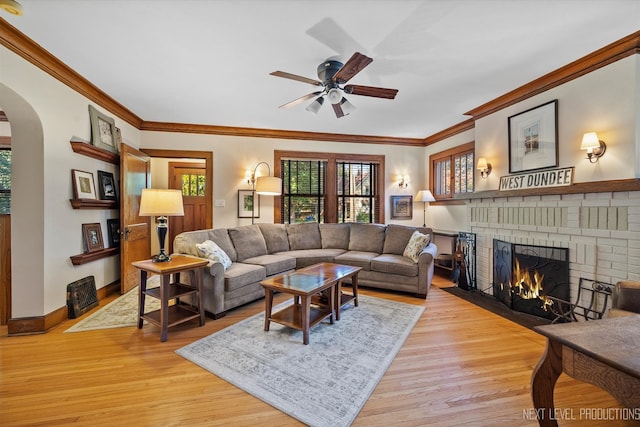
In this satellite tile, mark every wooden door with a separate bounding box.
[168,162,207,253]
[120,143,151,294]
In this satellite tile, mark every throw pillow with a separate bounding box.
[196,240,232,270]
[403,230,431,263]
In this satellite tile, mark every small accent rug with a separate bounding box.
[65,277,160,332]
[176,295,424,427]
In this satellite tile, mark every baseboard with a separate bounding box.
[7,279,121,336]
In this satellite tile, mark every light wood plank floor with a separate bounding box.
[1,275,636,426]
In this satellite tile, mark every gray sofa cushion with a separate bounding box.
[242,253,296,276]
[173,228,237,262]
[371,254,419,277]
[287,223,322,250]
[334,250,379,271]
[278,248,346,268]
[319,223,350,249]
[258,223,290,253]
[382,224,419,255]
[224,262,266,292]
[348,223,386,253]
[228,225,268,261]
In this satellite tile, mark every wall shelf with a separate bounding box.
[70,247,119,266]
[70,140,119,164]
[69,199,118,209]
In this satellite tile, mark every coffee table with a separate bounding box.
[260,270,337,345]
[298,262,362,320]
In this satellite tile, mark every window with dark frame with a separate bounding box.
[430,142,474,201]
[276,151,384,224]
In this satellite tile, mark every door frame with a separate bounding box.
[141,149,213,230]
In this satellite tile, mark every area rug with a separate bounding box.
[176,295,424,427]
[64,277,160,332]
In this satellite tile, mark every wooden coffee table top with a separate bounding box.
[260,271,337,296]
[297,262,362,279]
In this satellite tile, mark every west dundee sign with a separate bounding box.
[499,167,574,191]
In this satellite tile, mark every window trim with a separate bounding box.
[429,141,475,202]
[274,150,385,223]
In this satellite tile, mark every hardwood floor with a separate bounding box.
[1,275,635,426]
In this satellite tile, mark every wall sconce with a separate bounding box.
[476,157,492,178]
[398,175,410,188]
[580,132,606,163]
[248,161,282,224]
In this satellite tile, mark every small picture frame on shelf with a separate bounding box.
[71,169,97,199]
[238,189,258,218]
[82,223,104,253]
[97,170,117,200]
[88,105,118,153]
[106,218,120,247]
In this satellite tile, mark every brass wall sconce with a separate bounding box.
[580,132,606,163]
[476,157,492,178]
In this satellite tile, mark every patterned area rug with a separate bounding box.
[176,295,424,427]
[64,277,160,332]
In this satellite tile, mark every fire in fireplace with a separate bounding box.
[493,239,570,320]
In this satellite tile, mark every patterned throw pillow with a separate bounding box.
[196,240,232,270]
[403,230,431,263]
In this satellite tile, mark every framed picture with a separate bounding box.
[390,195,413,220]
[88,105,118,153]
[106,218,120,247]
[82,223,104,253]
[71,169,97,200]
[238,189,259,218]
[97,170,117,200]
[508,100,558,173]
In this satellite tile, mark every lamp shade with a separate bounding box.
[139,189,184,216]
[415,190,435,202]
[477,157,488,170]
[255,176,282,195]
[580,132,600,150]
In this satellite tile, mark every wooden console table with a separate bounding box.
[531,315,640,426]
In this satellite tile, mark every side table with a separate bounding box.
[132,254,208,342]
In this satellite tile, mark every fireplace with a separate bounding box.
[493,239,570,320]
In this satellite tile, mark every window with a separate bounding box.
[0,149,10,214]
[180,172,205,196]
[275,151,384,224]
[430,142,474,201]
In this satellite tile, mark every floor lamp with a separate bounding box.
[415,190,435,227]
[139,188,185,262]
[248,161,282,224]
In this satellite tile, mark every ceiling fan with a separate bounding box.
[270,52,398,118]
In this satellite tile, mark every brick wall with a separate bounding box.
[468,191,640,313]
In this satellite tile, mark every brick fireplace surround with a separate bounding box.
[467,190,640,312]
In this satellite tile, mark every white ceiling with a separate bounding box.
[3,0,640,139]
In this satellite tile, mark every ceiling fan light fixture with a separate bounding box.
[340,97,356,115]
[305,96,324,114]
[327,88,342,104]
[0,0,23,15]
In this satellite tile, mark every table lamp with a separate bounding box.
[139,188,184,262]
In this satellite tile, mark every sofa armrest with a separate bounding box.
[612,280,640,314]
[416,242,437,298]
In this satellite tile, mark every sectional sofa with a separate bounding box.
[173,222,437,318]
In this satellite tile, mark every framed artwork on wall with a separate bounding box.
[508,99,558,174]
[390,195,413,220]
[71,169,97,200]
[106,218,120,247]
[89,105,118,153]
[82,223,104,253]
[238,189,259,218]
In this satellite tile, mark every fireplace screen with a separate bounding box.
[493,239,569,320]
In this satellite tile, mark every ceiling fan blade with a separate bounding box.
[344,84,398,99]
[332,103,345,118]
[278,91,323,109]
[270,71,323,87]
[332,52,373,84]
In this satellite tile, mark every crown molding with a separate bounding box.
[0,18,143,128]
[464,30,640,120]
[423,118,475,146]
[140,121,426,146]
